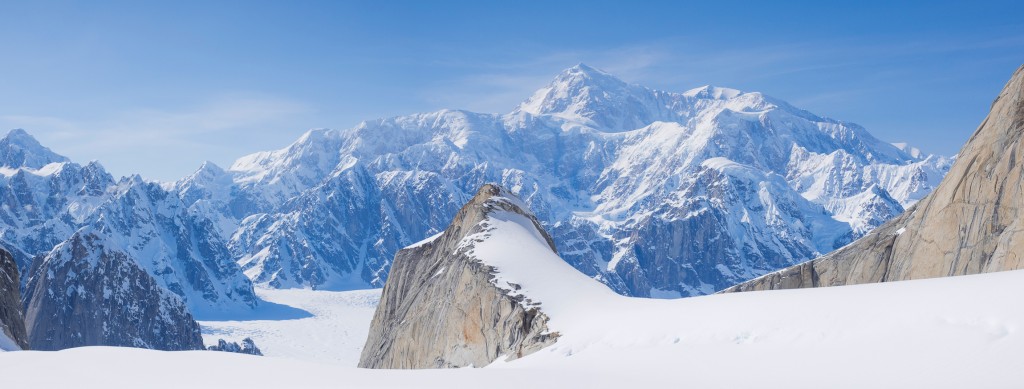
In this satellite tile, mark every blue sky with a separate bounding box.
[1,1,1022,181]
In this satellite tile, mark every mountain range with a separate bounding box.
[0,64,951,349]
[172,64,950,297]
[362,63,1024,371]
[725,64,1024,292]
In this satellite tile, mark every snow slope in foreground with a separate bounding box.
[2,269,1023,388]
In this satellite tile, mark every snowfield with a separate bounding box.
[199,288,380,365]
[3,269,1023,388]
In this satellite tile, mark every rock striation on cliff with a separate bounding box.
[359,184,563,368]
[0,247,27,350]
[724,65,1024,292]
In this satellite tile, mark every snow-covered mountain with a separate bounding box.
[0,129,258,349]
[22,230,206,350]
[67,177,258,316]
[0,129,69,170]
[176,64,950,297]
[0,128,257,314]
[725,64,1024,293]
[0,131,114,272]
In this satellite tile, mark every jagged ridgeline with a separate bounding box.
[361,184,601,368]
[175,64,949,297]
[0,63,953,351]
[725,65,1024,292]
[23,232,205,350]
[0,130,257,350]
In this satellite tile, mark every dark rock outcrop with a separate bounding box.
[208,337,263,356]
[23,231,205,351]
[0,247,28,349]
[724,65,1024,292]
[359,184,557,369]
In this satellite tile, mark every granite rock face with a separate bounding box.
[724,65,1024,292]
[359,184,558,369]
[0,247,27,350]
[23,231,205,351]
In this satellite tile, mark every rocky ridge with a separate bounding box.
[724,65,1024,292]
[0,129,257,350]
[359,184,560,368]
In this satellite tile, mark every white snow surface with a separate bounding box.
[199,287,380,365]
[3,269,1023,388]
[466,207,619,313]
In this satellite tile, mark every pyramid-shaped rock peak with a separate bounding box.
[359,183,560,369]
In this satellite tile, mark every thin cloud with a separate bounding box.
[0,95,315,181]
[417,31,1024,117]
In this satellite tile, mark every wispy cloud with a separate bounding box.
[0,94,314,180]
[418,32,1024,115]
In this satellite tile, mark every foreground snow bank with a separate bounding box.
[3,270,1023,388]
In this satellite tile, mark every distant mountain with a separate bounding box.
[176,64,950,297]
[23,229,205,350]
[0,129,257,349]
[0,129,69,170]
[69,176,258,316]
[19,172,258,349]
[0,153,114,272]
[724,65,1024,293]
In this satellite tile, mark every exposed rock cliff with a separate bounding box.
[23,231,205,351]
[0,247,27,350]
[724,65,1024,292]
[359,184,560,368]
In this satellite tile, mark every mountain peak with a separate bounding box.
[360,183,581,368]
[553,63,625,89]
[514,64,654,130]
[565,62,614,76]
[0,129,69,169]
[683,85,743,100]
[197,160,226,175]
[5,128,30,138]
[725,62,1024,293]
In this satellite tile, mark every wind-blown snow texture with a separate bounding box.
[176,64,949,297]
